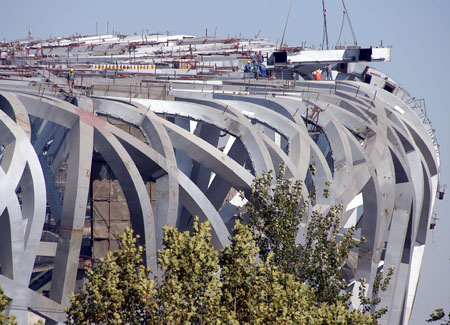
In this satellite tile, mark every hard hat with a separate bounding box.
[248,60,251,63]
[70,68,74,71]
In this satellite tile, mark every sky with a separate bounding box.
[1,0,449,323]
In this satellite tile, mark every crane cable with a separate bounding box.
[280,0,294,50]
[321,0,329,50]
[336,0,358,47]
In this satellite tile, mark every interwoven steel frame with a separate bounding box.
[0,68,439,324]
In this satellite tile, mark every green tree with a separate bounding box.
[244,163,305,276]
[427,308,450,324]
[220,219,312,323]
[220,219,374,324]
[313,300,374,325]
[219,219,260,323]
[299,204,361,304]
[245,163,361,304]
[64,163,392,324]
[65,218,377,324]
[0,284,7,325]
[244,163,392,321]
[357,267,394,321]
[158,217,223,324]
[65,227,157,324]
[0,283,16,325]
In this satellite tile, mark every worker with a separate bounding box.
[257,50,264,64]
[252,51,258,63]
[244,60,252,72]
[325,63,333,80]
[67,68,75,89]
[259,63,267,78]
[314,69,322,81]
[252,58,259,79]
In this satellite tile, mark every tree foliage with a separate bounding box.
[357,266,394,321]
[66,219,377,324]
[220,220,312,324]
[158,217,222,324]
[219,219,260,323]
[245,163,362,304]
[0,285,7,325]
[245,162,392,318]
[66,164,393,324]
[220,220,373,324]
[299,204,361,304]
[0,284,16,325]
[65,228,158,324]
[427,308,450,324]
[244,165,304,276]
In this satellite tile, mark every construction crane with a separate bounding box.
[321,0,329,50]
[280,0,294,49]
[336,0,358,47]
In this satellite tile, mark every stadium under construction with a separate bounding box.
[0,31,441,324]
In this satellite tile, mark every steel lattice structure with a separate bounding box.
[0,34,440,324]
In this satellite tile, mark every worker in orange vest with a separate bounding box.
[314,69,322,81]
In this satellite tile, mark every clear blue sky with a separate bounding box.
[1,1,449,323]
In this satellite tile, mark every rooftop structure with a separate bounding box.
[0,33,440,324]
